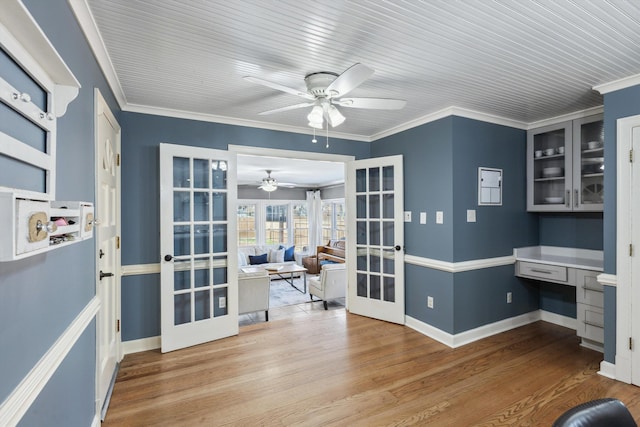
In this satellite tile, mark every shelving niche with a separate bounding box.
[0,0,90,261]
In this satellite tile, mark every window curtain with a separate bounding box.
[307,190,322,254]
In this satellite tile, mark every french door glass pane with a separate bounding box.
[369,167,380,191]
[174,293,191,325]
[369,221,380,245]
[194,192,209,221]
[213,264,227,285]
[194,264,209,288]
[383,166,394,191]
[369,195,380,218]
[356,195,366,219]
[357,248,367,270]
[173,157,190,188]
[212,192,226,221]
[357,273,367,297]
[194,225,209,254]
[174,225,190,256]
[370,275,381,299]
[383,194,394,218]
[174,192,190,222]
[370,252,380,272]
[212,225,227,253]
[357,221,367,245]
[212,163,227,189]
[193,159,209,188]
[383,277,395,302]
[194,290,211,321]
[383,222,394,246]
[174,259,191,291]
[383,249,395,274]
[356,168,366,192]
[213,287,228,317]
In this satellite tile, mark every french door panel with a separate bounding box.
[160,143,238,353]
[347,155,404,324]
[632,127,640,386]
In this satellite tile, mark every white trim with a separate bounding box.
[593,73,640,95]
[597,273,617,287]
[68,0,127,108]
[122,336,161,355]
[525,106,604,130]
[121,263,161,276]
[540,310,577,330]
[125,103,371,141]
[229,145,355,163]
[615,114,640,384]
[404,254,515,273]
[598,361,617,380]
[0,297,99,427]
[406,311,541,348]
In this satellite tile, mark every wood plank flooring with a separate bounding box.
[104,306,640,426]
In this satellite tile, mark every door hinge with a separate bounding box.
[629,337,633,351]
[630,149,634,163]
[117,153,120,166]
[116,236,120,249]
[630,243,634,257]
[116,319,120,333]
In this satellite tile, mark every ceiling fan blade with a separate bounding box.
[325,63,374,97]
[258,102,315,115]
[243,76,314,100]
[335,97,406,110]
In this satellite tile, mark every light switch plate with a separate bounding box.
[436,211,444,224]
[420,212,427,224]
[404,211,412,222]
[467,209,476,222]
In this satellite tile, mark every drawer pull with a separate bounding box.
[582,286,603,293]
[530,268,553,274]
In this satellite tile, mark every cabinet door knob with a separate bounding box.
[566,190,571,208]
[575,189,579,208]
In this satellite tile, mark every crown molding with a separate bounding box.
[593,73,640,95]
[123,103,371,142]
[68,0,127,108]
[525,105,604,130]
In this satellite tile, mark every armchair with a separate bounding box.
[238,270,270,321]
[309,263,346,310]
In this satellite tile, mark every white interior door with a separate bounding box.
[632,126,640,386]
[95,89,121,417]
[160,143,238,353]
[346,155,405,324]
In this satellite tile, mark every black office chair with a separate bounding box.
[552,398,637,427]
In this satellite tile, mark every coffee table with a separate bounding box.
[242,264,308,293]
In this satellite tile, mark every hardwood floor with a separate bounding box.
[104,307,640,426]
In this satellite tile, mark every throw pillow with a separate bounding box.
[238,251,247,267]
[249,253,268,265]
[268,248,285,263]
[283,245,295,262]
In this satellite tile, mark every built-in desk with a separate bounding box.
[515,246,604,352]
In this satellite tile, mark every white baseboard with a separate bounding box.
[406,311,541,348]
[0,297,100,427]
[91,414,101,427]
[598,361,616,380]
[122,336,161,355]
[539,310,577,330]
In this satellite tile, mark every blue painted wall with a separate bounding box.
[373,117,539,334]
[600,83,640,363]
[0,1,120,424]
[538,213,603,250]
[119,112,370,340]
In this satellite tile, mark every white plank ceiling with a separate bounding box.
[78,0,640,185]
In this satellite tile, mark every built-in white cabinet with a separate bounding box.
[575,269,604,350]
[527,114,604,212]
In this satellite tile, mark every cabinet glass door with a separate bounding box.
[529,122,572,211]
[574,117,604,210]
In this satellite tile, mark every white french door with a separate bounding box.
[632,125,640,386]
[160,143,238,353]
[346,155,405,324]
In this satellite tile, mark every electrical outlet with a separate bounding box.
[404,211,412,222]
[436,211,444,224]
[467,209,476,222]
[506,292,512,304]
[219,296,226,308]
[420,212,427,224]
[427,296,434,308]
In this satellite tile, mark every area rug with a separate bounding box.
[269,277,315,308]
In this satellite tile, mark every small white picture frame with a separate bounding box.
[478,167,502,206]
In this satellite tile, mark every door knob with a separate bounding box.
[164,254,173,261]
[99,270,114,280]
[394,245,402,251]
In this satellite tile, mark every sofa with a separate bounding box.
[237,244,305,271]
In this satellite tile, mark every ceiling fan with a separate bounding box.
[244,63,406,129]
[257,170,296,192]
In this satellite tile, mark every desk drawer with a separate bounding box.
[577,303,604,343]
[576,271,604,307]
[517,261,567,282]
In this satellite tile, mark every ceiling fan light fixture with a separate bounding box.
[259,170,278,192]
[327,105,345,127]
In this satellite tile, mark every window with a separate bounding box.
[322,199,345,242]
[265,204,288,245]
[292,204,308,251]
[237,200,310,251]
[237,204,256,246]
